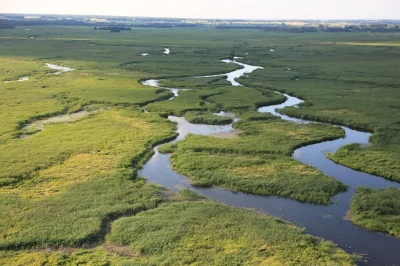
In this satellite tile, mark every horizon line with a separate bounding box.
[1,12,400,22]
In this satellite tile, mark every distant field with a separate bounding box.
[320,41,400,46]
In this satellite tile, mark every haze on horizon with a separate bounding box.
[1,0,399,20]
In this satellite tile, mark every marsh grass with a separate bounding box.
[234,35,400,182]
[349,187,400,237]
[170,151,346,204]
[106,201,354,265]
[0,109,175,186]
[184,111,233,125]
[0,109,177,250]
[145,88,220,115]
[0,57,173,144]
[327,144,400,182]
[165,117,346,204]
[207,86,286,111]
[175,118,344,156]
[327,122,400,181]
[2,25,396,263]
[0,198,354,265]
[0,176,164,249]
[159,75,231,89]
[144,83,286,116]
[157,143,177,154]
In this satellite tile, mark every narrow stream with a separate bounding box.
[45,63,74,75]
[142,79,187,101]
[20,108,102,138]
[4,63,73,83]
[139,59,400,265]
[4,76,29,83]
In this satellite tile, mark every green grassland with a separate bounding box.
[0,110,175,186]
[145,88,219,115]
[159,75,231,89]
[161,116,346,204]
[326,122,400,181]
[106,199,354,265]
[348,187,400,238]
[0,191,354,266]
[0,176,163,249]
[184,111,233,125]
[327,143,400,182]
[233,33,400,181]
[207,86,286,111]
[170,151,346,204]
[173,117,345,156]
[145,84,286,115]
[0,109,176,249]
[0,58,173,143]
[1,25,398,263]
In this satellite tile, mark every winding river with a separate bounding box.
[139,59,400,265]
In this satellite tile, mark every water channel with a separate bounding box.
[139,59,400,265]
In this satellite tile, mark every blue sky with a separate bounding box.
[1,0,399,20]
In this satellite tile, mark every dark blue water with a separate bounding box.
[140,60,400,266]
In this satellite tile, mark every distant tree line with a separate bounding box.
[96,26,132,32]
[0,18,201,29]
[0,17,398,32]
[216,24,400,33]
[133,23,200,28]
[0,19,86,28]
[0,19,15,28]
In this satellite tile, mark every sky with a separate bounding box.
[1,0,399,20]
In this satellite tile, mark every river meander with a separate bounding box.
[139,59,400,265]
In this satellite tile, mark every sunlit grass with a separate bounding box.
[0,109,175,186]
[349,187,400,238]
[327,143,400,182]
[1,25,398,263]
[106,200,354,265]
[164,117,346,204]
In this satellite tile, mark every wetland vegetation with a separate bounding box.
[184,111,233,125]
[161,116,346,204]
[1,24,399,264]
[349,187,400,238]
[234,34,400,182]
[0,191,354,266]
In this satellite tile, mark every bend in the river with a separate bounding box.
[140,58,400,266]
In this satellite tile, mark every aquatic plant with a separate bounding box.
[349,187,400,237]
